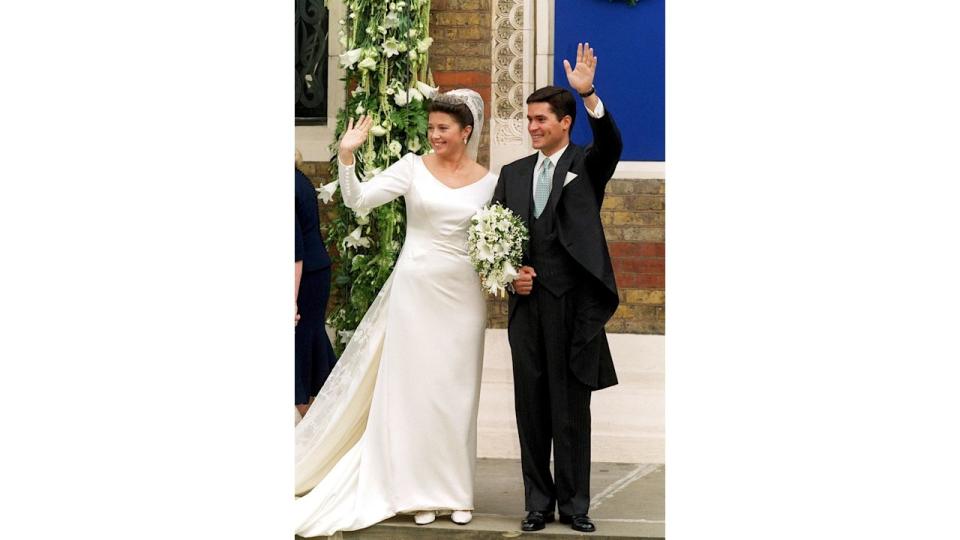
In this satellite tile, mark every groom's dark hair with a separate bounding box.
[527,86,576,130]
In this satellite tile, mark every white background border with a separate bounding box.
[4,2,960,539]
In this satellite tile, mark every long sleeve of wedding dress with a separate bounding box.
[338,153,414,213]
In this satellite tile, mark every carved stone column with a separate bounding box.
[490,0,535,174]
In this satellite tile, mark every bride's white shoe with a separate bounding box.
[414,511,437,525]
[450,510,472,525]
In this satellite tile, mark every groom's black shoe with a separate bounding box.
[521,511,555,531]
[560,513,596,533]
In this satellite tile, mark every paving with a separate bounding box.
[300,458,664,540]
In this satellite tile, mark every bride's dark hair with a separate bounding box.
[427,95,475,141]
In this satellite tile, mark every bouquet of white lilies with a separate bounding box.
[466,203,529,298]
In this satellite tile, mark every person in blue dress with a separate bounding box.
[295,149,337,417]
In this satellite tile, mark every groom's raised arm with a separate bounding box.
[563,43,623,200]
[583,109,623,199]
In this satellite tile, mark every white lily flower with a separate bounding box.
[343,226,372,249]
[357,57,377,71]
[355,103,365,115]
[407,137,421,152]
[417,37,433,53]
[384,11,401,28]
[339,48,362,68]
[393,90,409,107]
[407,87,424,102]
[382,38,401,58]
[415,81,438,99]
[502,261,519,283]
[408,49,418,61]
[315,181,338,204]
[476,240,495,262]
[370,124,387,137]
[350,203,371,223]
[408,28,418,38]
[388,140,403,157]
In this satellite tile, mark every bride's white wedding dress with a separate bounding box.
[294,152,497,537]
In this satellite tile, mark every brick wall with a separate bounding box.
[605,178,665,334]
[428,0,492,168]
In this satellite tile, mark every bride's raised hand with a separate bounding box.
[339,115,373,154]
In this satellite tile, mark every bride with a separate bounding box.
[294,89,497,537]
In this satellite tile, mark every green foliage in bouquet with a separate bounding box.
[323,0,435,353]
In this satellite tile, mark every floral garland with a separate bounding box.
[319,0,437,353]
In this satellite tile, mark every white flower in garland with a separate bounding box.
[354,209,370,225]
[337,329,354,344]
[407,137,421,152]
[415,81,438,99]
[357,56,377,71]
[370,124,387,137]
[417,37,433,53]
[343,226,372,249]
[407,87,424,102]
[355,103,365,115]
[382,38,401,58]
[384,11,401,29]
[388,140,403,157]
[393,90,409,107]
[339,48,362,68]
[408,49,418,61]
[315,181,338,204]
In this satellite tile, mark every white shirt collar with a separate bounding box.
[535,144,568,173]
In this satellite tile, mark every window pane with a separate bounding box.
[295,0,328,124]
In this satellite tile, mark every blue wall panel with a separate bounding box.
[553,0,664,161]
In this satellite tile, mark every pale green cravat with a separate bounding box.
[533,159,554,218]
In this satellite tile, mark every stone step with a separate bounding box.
[338,514,664,539]
[300,459,664,540]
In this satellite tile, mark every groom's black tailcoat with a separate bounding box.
[492,109,622,516]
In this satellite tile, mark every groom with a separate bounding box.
[491,43,622,533]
